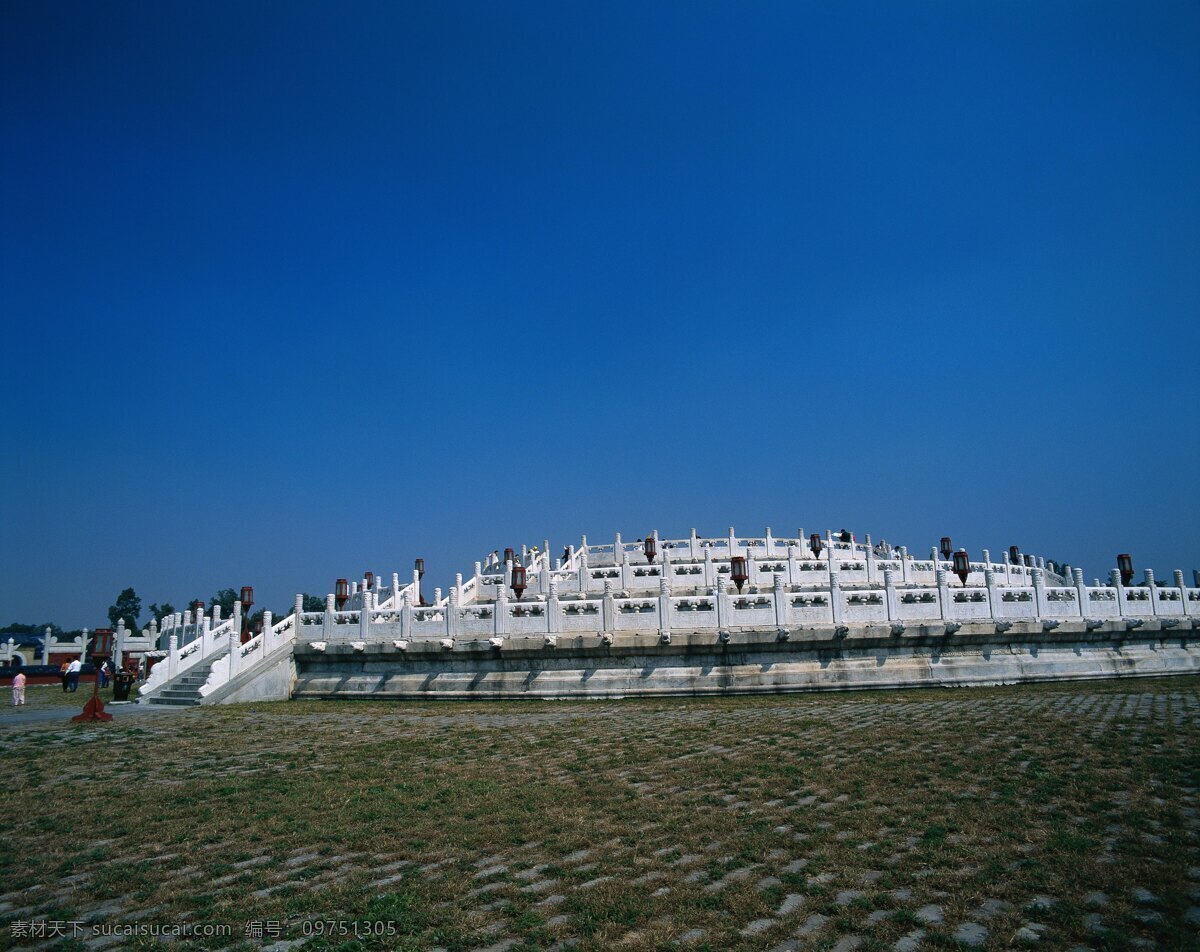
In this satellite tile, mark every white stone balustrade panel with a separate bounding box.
[613,598,659,630]
[894,588,942,620]
[1042,587,1083,618]
[946,588,992,620]
[841,589,889,623]
[667,597,717,628]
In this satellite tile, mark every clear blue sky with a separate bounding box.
[2,1,1197,629]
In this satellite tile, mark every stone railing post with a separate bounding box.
[293,594,304,639]
[167,634,178,678]
[656,577,670,640]
[1176,570,1192,617]
[884,569,898,621]
[495,587,510,635]
[231,601,242,647]
[936,570,951,621]
[765,526,775,558]
[42,626,51,665]
[577,548,588,593]
[1074,568,1088,618]
[1143,569,1158,616]
[620,559,631,589]
[359,592,373,639]
[689,527,699,559]
[448,588,459,638]
[228,623,240,676]
[262,611,273,653]
[114,620,126,668]
[865,535,876,585]
[614,532,624,566]
[830,571,844,625]
[322,593,335,639]
[900,546,911,584]
[1110,569,1126,617]
[728,526,738,558]
[412,568,422,610]
[981,550,991,578]
[602,579,615,636]
[1032,568,1047,619]
[985,569,999,621]
[704,545,715,587]
[548,581,562,636]
[400,592,411,640]
[714,576,728,628]
[1002,551,1012,585]
[787,543,799,585]
[774,573,787,627]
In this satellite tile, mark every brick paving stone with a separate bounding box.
[915,904,943,925]
[894,929,926,950]
[796,913,828,935]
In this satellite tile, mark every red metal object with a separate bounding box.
[644,536,657,564]
[1117,553,1134,586]
[190,599,204,612]
[730,555,749,593]
[809,533,823,558]
[364,571,375,590]
[239,586,254,642]
[940,537,953,560]
[90,628,113,663]
[415,558,425,579]
[71,669,112,723]
[953,550,970,586]
[1009,545,1020,565]
[335,578,350,610]
[511,564,527,601]
[504,547,515,565]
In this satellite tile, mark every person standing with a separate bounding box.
[66,658,82,692]
[12,670,25,706]
[60,660,70,692]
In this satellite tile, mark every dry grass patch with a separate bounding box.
[0,676,1196,950]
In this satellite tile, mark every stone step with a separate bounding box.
[147,696,200,706]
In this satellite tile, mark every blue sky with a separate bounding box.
[2,1,1198,628]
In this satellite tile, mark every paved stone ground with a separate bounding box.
[0,676,1197,950]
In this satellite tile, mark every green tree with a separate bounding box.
[107,588,141,630]
[147,603,176,626]
[209,588,239,618]
[302,594,325,612]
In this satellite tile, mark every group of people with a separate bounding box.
[58,658,83,692]
[8,655,146,707]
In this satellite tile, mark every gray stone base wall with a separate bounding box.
[291,620,1200,700]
